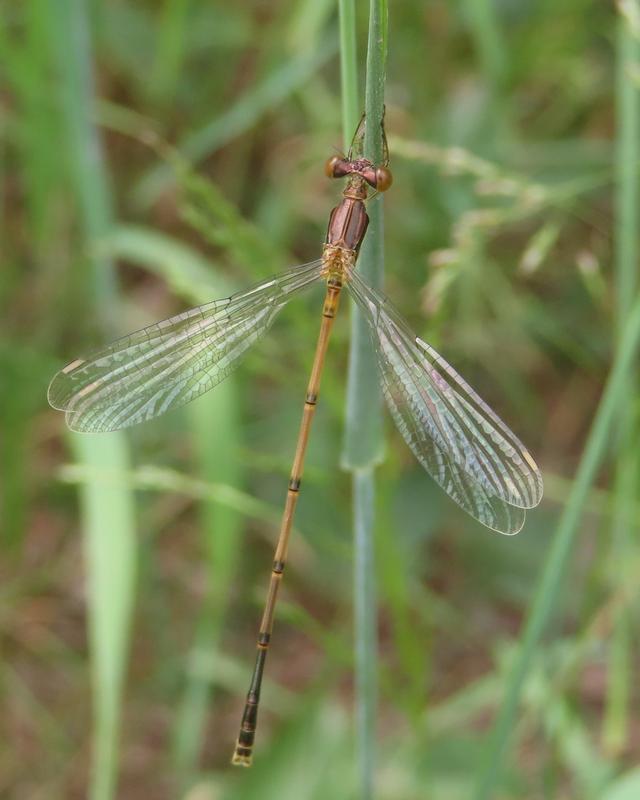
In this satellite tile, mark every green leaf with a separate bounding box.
[603,769,640,800]
[71,433,137,800]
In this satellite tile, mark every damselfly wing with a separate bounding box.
[48,260,324,433]
[347,269,542,535]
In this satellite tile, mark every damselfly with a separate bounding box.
[48,115,543,766]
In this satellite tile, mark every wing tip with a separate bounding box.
[47,375,68,411]
[48,359,86,410]
[497,516,526,536]
[63,410,121,435]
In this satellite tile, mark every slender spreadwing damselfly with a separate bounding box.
[48,115,543,765]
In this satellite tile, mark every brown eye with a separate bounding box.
[375,167,393,192]
[324,156,341,178]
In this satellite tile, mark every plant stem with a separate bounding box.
[604,9,640,754]
[172,385,242,785]
[473,293,640,800]
[339,1,388,797]
[338,0,359,147]
[51,0,120,336]
[465,0,507,94]
[342,2,387,470]
[353,470,377,799]
[49,3,134,799]
[614,15,640,333]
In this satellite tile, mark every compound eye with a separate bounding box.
[324,156,342,178]
[375,166,393,192]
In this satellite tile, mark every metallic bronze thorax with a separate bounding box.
[322,117,393,267]
[324,176,370,254]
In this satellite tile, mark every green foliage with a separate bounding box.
[3,1,639,799]
[70,434,137,800]
[340,3,387,798]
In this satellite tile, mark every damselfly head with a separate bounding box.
[324,155,344,178]
[325,155,393,192]
[374,166,393,192]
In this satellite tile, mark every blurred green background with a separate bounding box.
[2,1,640,798]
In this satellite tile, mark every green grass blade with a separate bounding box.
[150,0,190,102]
[605,9,640,754]
[101,218,246,783]
[70,434,136,800]
[473,294,640,800]
[179,39,335,162]
[102,224,231,303]
[48,0,120,335]
[338,0,359,148]
[353,470,378,799]
[602,766,640,800]
[172,384,243,784]
[464,0,507,92]
[614,14,640,333]
[339,2,388,797]
[58,464,284,530]
[180,166,285,276]
[342,0,387,470]
[48,3,134,797]
[133,37,337,209]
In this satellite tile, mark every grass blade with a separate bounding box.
[70,434,136,800]
[133,37,337,209]
[342,0,387,470]
[172,384,243,785]
[49,0,120,334]
[98,218,245,783]
[150,0,190,102]
[338,0,359,147]
[604,8,640,754]
[614,13,640,331]
[339,1,388,797]
[473,293,640,799]
[48,2,135,797]
[352,470,378,799]
[464,0,507,92]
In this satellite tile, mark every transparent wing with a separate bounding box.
[348,270,543,535]
[48,260,324,433]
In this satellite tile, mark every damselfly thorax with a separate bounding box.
[322,147,392,274]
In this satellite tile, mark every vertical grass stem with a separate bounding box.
[473,293,640,799]
[48,3,135,798]
[605,9,640,753]
[339,1,388,797]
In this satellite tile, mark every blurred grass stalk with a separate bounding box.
[464,0,507,94]
[171,388,242,786]
[49,2,136,799]
[150,0,190,103]
[70,436,136,800]
[135,35,337,209]
[339,1,388,797]
[338,0,359,141]
[604,8,640,754]
[461,0,510,147]
[471,6,640,796]
[474,294,640,798]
